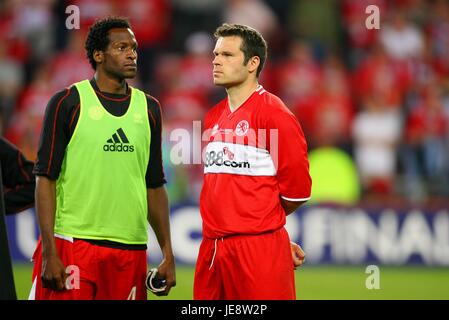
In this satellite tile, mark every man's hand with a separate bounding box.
[147,187,176,296]
[41,254,67,290]
[291,242,305,269]
[152,255,176,296]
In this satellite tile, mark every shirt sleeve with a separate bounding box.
[145,95,166,189]
[267,107,312,202]
[33,87,79,180]
[1,137,35,214]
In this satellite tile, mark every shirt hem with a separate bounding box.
[280,195,311,202]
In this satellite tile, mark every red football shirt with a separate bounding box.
[200,85,312,239]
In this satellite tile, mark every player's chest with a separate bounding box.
[208,109,258,144]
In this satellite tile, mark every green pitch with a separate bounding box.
[13,263,449,300]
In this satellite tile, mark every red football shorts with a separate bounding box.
[193,227,296,300]
[29,236,147,300]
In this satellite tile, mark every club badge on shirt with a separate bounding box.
[235,120,249,136]
[88,106,104,120]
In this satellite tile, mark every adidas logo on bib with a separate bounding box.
[103,128,135,152]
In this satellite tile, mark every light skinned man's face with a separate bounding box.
[212,36,254,89]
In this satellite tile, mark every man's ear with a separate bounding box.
[93,50,104,66]
[248,56,260,74]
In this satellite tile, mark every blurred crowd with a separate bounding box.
[0,0,448,206]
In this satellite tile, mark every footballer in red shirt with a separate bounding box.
[194,23,312,300]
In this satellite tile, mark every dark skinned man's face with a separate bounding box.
[98,28,138,79]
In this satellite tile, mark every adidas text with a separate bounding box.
[103,143,135,152]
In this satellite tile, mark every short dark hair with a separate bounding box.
[85,17,131,70]
[214,23,267,77]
